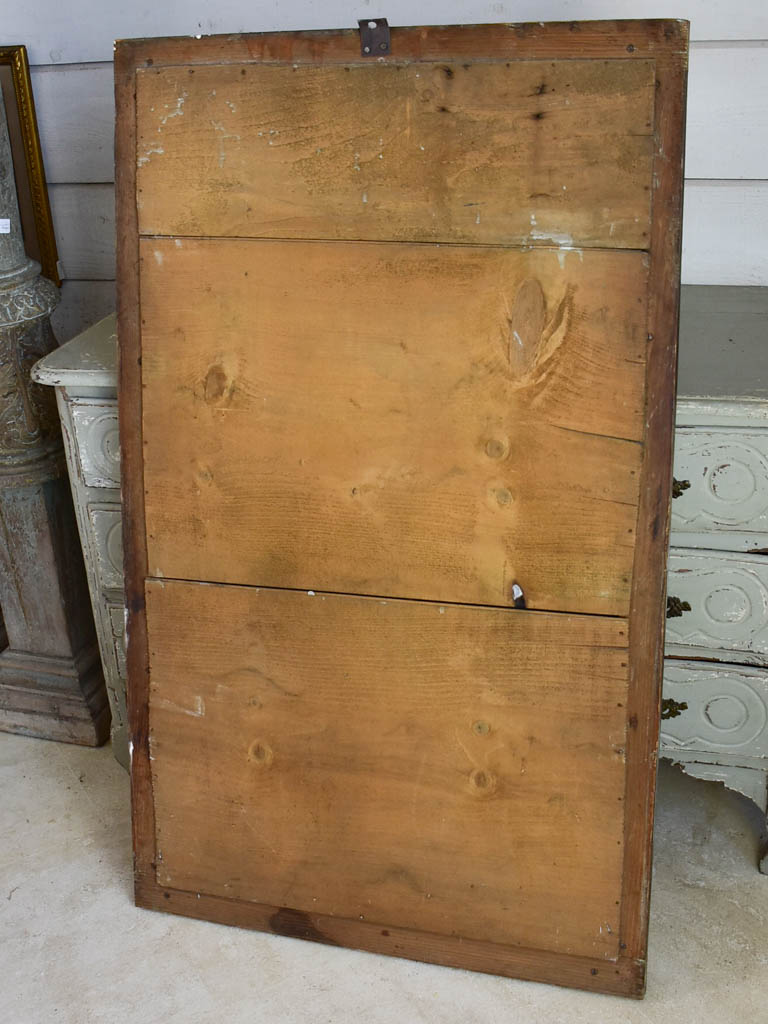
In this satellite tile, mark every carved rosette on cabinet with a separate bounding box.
[662,379,768,875]
[0,88,108,745]
[671,432,768,547]
[666,550,768,663]
[661,661,768,758]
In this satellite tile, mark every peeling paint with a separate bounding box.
[158,695,205,717]
[210,119,241,166]
[530,228,573,247]
[159,92,187,127]
[137,146,164,167]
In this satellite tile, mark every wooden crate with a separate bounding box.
[116,20,688,997]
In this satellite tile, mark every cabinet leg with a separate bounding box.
[663,758,768,875]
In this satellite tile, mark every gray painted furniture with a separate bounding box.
[661,286,768,872]
[32,314,126,766]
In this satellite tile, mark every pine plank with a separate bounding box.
[19,6,738,66]
[136,58,654,249]
[147,579,629,960]
[140,237,646,615]
[619,37,687,969]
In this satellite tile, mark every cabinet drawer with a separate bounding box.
[671,430,768,542]
[666,549,768,664]
[70,399,121,489]
[86,506,124,591]
[660,659,768,763]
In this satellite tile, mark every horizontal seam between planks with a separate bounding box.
[553,424,644,446]
[139,233,652,255]
[144,575,631,629]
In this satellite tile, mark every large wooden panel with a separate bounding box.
[147,579,629,959]
[136,59,654,248]
[118,22,687,997]
[141,238,646,615]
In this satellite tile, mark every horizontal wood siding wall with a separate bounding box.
[10,3,766,339]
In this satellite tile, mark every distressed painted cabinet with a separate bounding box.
[660,286,768,872]
[32,315,127,767]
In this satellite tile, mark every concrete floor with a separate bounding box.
[2,734,766,1024]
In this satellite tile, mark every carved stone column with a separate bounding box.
[0,89,108,744]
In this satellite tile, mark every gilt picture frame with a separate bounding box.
[0,44,60,286]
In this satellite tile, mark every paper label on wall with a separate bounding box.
[0,219,10,234]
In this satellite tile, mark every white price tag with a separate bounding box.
[0,219,10,234]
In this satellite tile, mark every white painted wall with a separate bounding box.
[5,1,765,339]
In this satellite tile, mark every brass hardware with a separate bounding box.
[666,595,691,618]
[672,478,691,499]
[661,697,688,720]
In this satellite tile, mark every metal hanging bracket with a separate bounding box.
[358,18,390,57]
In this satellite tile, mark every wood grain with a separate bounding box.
[147,579,629,959]
[116,21,688,996]
[136,58,654,248]
[136,878,644,997]
[141,238,645,615]
[619,31,688,980]
[14,7,755,65]
[114,41,154,887]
